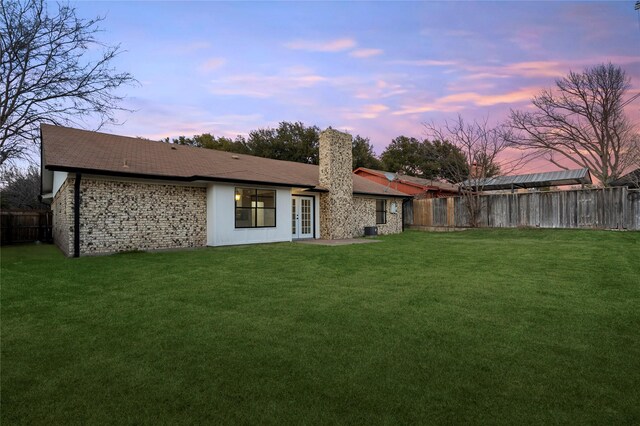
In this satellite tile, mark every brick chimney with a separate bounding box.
[470,161,480,178]
[319,128,353,239]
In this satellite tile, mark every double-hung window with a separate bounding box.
[235,188,276,228]
[376,199,387,224]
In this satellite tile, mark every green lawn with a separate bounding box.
[2,230,639,424]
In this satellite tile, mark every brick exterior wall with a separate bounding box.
[51,177,73,256]
[352,196,403,236]
[319,129,354,239]
[52,176,206,256]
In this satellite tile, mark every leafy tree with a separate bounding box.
[507,63,640,186]
[0,165,47,209]
[423,140,469,183]
[0,0,136,165]
[246,122,320,164]
[380,136,469,181]
[380,136,426,176]
[352,135,382,170]
[164,122,384,169]
[165,134,249,154]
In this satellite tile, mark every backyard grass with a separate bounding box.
[2,229,639,424]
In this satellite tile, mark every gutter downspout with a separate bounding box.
[74,173,81,258]
[39,127,44,199]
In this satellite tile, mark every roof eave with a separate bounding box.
[353,190,411,198]
[43,165,318,189]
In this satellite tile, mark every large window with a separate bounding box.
[235,188,276,228]
[376,199,387,224]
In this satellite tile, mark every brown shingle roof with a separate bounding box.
[41,124,406,197]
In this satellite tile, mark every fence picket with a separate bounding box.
[1,210,53,244]
[407,188,639,230]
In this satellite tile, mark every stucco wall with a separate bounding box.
[352,196,403,237]
[206,184,292,246]
[51,177,73,256]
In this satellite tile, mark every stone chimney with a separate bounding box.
[319,128,353,239]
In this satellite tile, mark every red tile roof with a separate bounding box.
[41,124,407,197]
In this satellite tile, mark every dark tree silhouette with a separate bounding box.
[507,64,639,186]
[352,135,382,170]
[380,135,468,182]
[0,165,47,209]
[245,122,320,164]
[380,136,426,177]
[0,0,136,165]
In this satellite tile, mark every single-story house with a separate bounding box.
[40,125,407,257]
[353,167,459,198]
[610,168,640,188]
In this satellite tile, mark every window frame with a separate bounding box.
[376,199,387,225]
[234,187,277,229]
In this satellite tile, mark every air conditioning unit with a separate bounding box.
[364,226,378,236]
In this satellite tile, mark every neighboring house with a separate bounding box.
[353,167,459,198]
[40,125,407,257]
[610,168,640,188]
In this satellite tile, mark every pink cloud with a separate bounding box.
[394,59,587,80]
[208,70,327,98]
[284,38,357,52]
[392,87,539,116]
[343,104,390,120]
[392,104,443,116]
[198,57,227,72]
[440,87,538,106]
[350,48,383,58]
[503,61,565,78]
[461,57,640,81]
[352,79,408,100]
[391,59,458,67]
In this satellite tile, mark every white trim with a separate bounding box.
[52,171,68,196]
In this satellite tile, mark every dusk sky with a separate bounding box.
[74,1,640,172]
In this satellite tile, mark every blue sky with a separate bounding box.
[73,1,640,170]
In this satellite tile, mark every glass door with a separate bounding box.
[292,196,314,239]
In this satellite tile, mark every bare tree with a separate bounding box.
[0,0,136,165]
[507,63,640,186]
[424,116,524,227]
[0,165,47,209]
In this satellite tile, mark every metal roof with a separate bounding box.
[462,168,592,191]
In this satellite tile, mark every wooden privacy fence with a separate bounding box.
[0,210,53,245]
[408,187,640,230]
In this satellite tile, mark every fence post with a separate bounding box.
[7,213,13,245]
[622,187,628,229]
[447,197,455,227]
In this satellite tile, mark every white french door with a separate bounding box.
[292,196,314,239]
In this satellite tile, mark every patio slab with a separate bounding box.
[295,238,381,246]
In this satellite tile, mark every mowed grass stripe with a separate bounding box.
[2,229,639,424]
